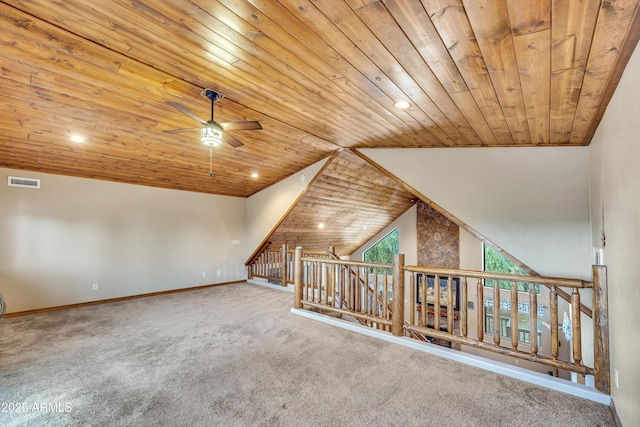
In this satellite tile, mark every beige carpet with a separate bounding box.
[0,283,614,426]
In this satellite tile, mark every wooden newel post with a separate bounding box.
[293,246,304,309]
[391,254,405,337]
[592,265,610,394]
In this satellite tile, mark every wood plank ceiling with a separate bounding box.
[2,0,640,198]
[262,149,417,256]
[1,1,640,255]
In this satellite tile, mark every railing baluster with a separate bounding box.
[383,271,389,331]
[350,267,355,310]
[572,289,582,365]
[510,281,518,350]
[312,261,318,303]
[550,286,559,360]
[529,284,538,355]
[434,275,440,331]
[324,262,330,305]
[421,275,427,327]
[293,247,302,309]
[331,264,342,307]
[373,268,379,318]
[355,266,361,312]
[477,279,484,342]
[366,268,371,316]
[493,279,501,346]
[461,277,468,337]
[447,276,454,334]
[409,273,415,326]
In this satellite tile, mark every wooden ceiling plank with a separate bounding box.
[507,0,551,144]
[461,0,530,145]
[513,29,551,144]
[355,1,483,146]
[0,7,123,75]
[244,1,441,145]
[275,0,443,136]
[305,0,459,146]
[506,0,551,35]
[0,79,160,131]
[570,0,640,144]
[421,0,510,145]
[0,144,262,196]
[383,0,494,146]
[549,0,599,120]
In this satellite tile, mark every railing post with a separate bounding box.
[592,265,610,394]
[280,244,287,287]
[391,254,405,337]
[294,246,304,309]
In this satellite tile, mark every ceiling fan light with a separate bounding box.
[200,123,223,146]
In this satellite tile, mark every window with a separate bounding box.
[363,228,398,266]
[483,244,539,293]
[483,297,543,347]
[482,244,542,346]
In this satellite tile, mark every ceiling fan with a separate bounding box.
[164,89,262,148]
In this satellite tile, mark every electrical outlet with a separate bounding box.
[615,369,619,388]
[92,283,98,291]
[217,270,222,276]
[202,272,206,278]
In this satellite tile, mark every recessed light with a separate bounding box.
[318,223,325,229]
[70,135,85,143]
[251,172,259,178]
[394,100,411,109]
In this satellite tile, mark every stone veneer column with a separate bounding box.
[417,201,459,268]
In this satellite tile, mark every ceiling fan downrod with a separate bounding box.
[204,89,223,122]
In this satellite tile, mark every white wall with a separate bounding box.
[360,147,592,280]
[245,158,327,259]
[588,41,640,425]
[0,168,247,313]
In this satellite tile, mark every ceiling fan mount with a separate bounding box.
[203,88,223,102]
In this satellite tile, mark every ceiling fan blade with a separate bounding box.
[220,120,262,131]
[163,128,199,134]
[166,101,208,125]
[223,133,244,148]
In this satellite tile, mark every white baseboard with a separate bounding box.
[291,308,611,406]
[247,278,294,293]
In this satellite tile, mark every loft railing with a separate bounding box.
[292,247,610,394]
[248,245,333,286]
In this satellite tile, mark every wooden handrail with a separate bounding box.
[405,265,592,289]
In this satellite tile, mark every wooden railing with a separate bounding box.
[292,247,610,394]
[248,245,333,286]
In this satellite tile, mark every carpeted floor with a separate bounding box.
[0,283,614,426]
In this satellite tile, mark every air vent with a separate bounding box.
[8,176,40,189]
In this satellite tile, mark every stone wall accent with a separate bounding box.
[417,201,459,268]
